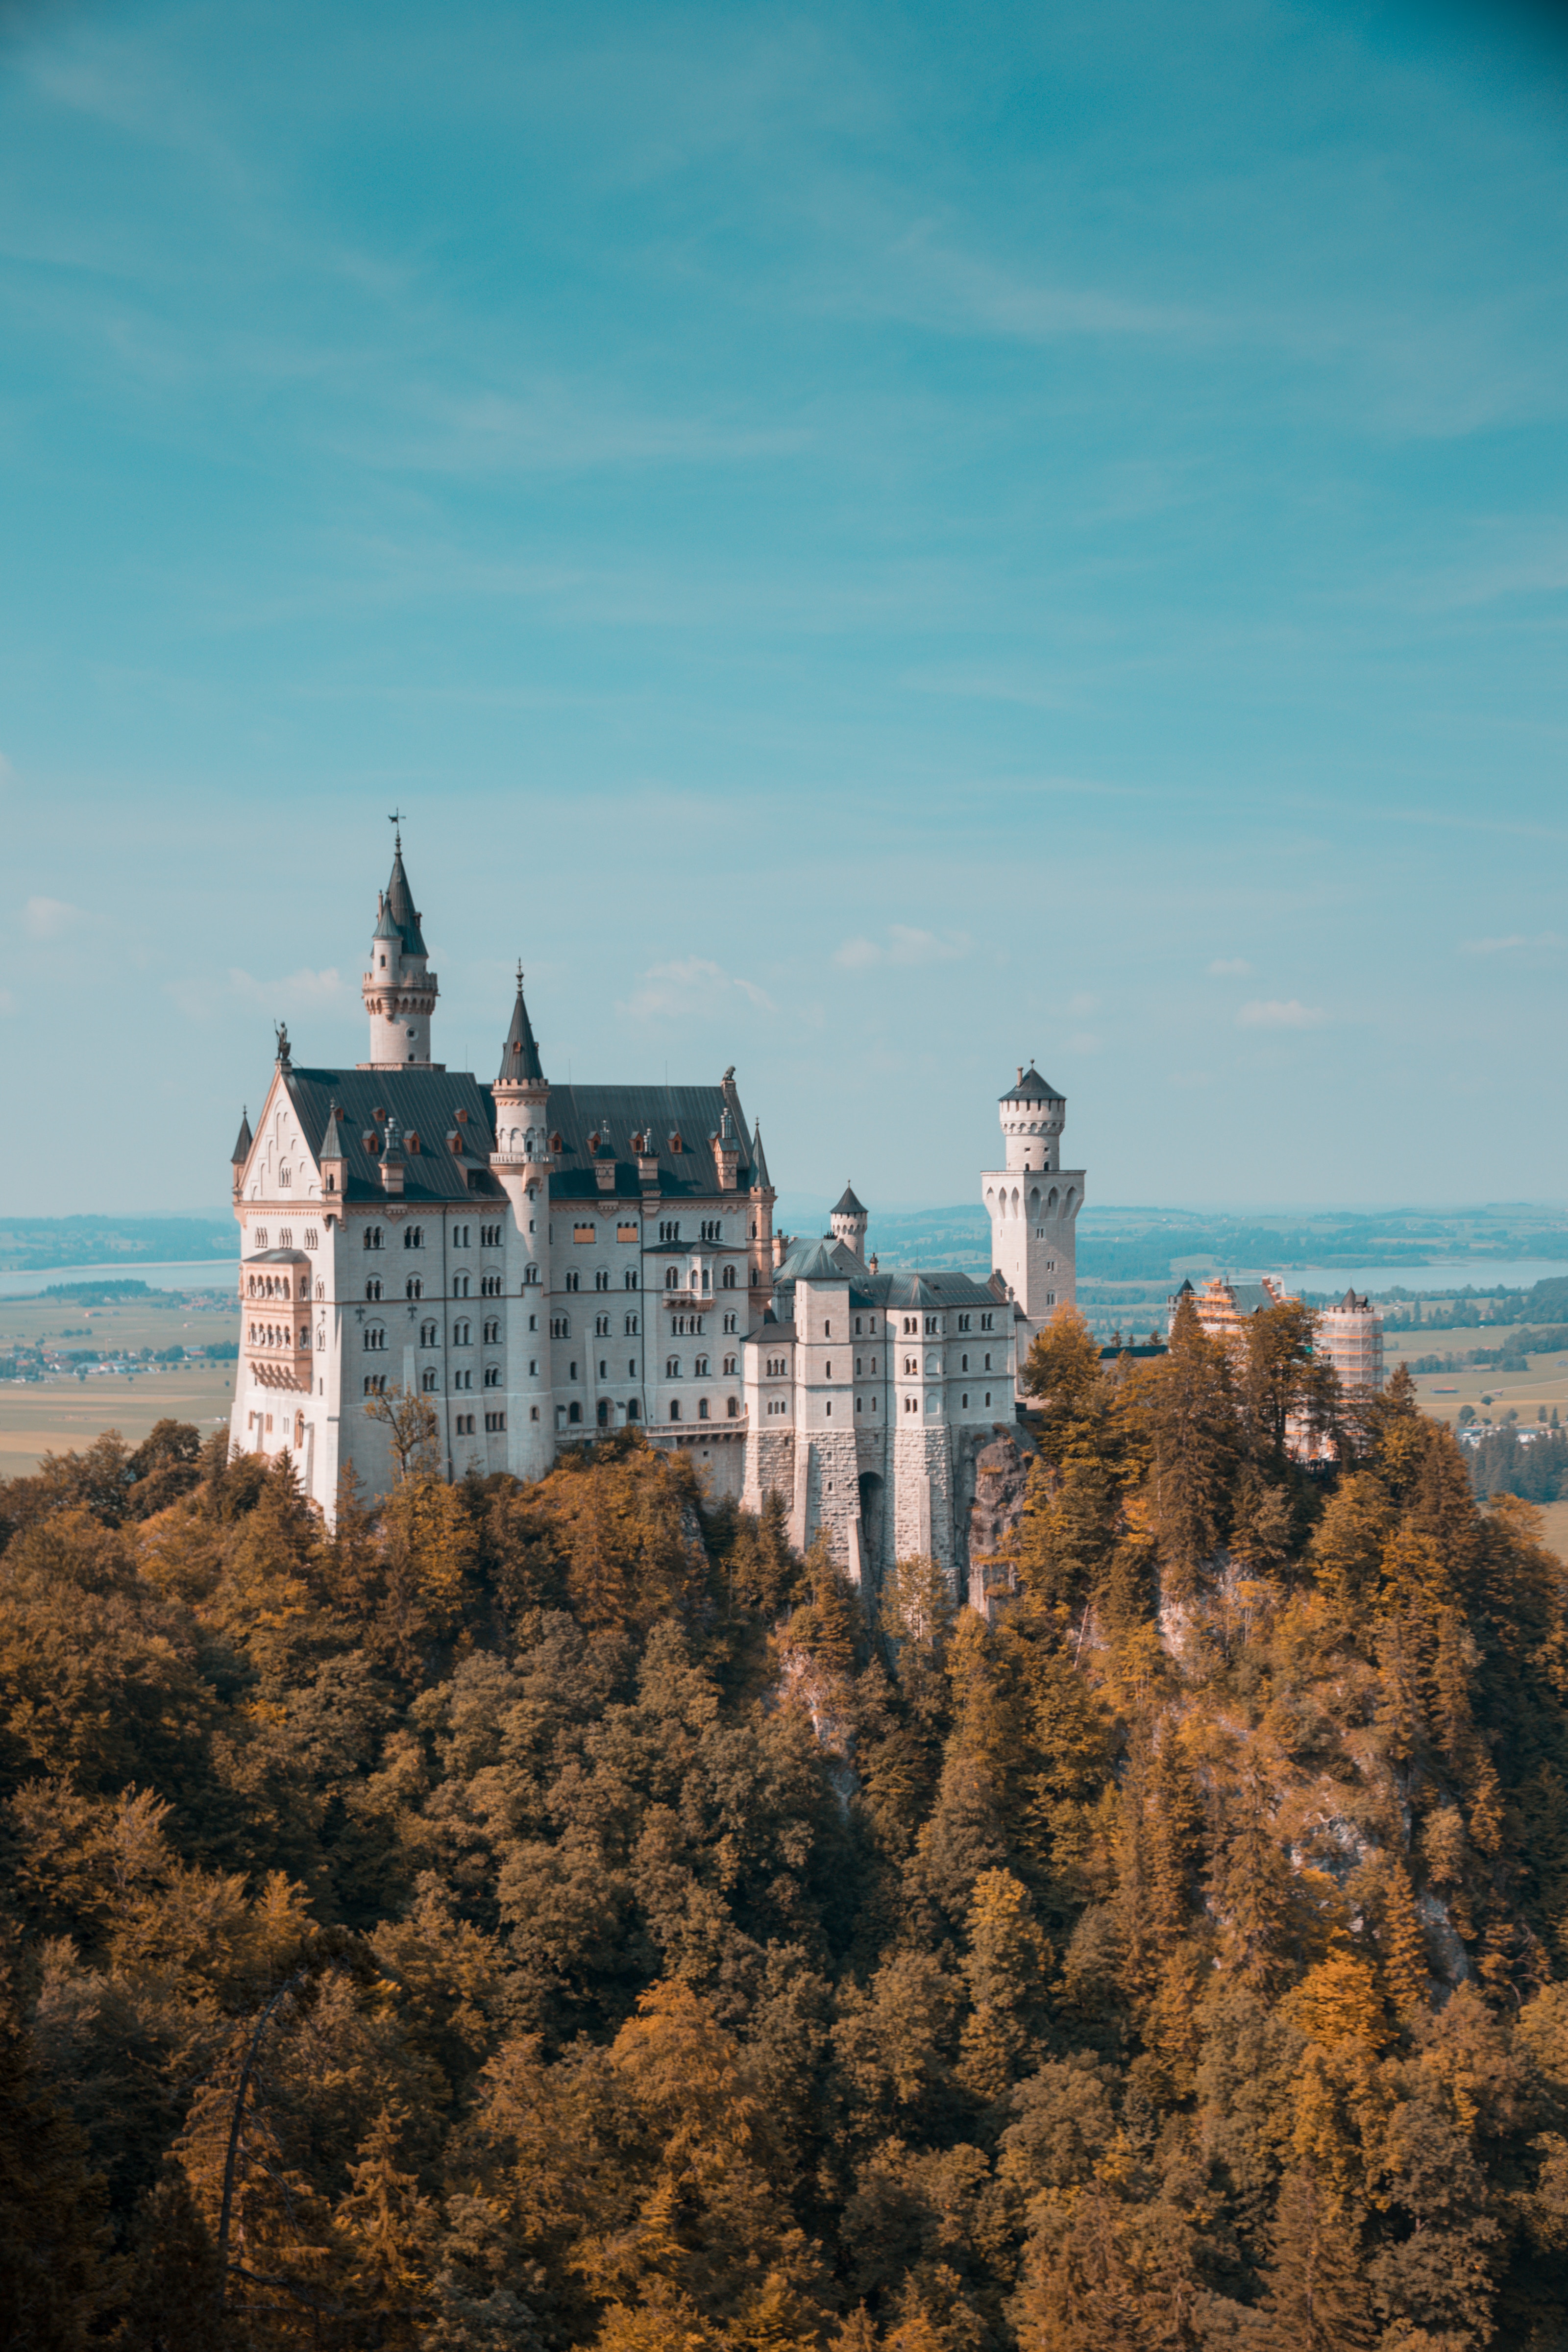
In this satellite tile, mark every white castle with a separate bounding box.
[229,834,1085,1589]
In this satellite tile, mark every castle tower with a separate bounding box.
[830,1182,868,1261]
[488,968,554,1478]
[982,1063,1085,1390]
[747,1121,776,1326]
[360,825,441,1069]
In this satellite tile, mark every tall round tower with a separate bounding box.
[982,1062,1085,1392]
[360,826,441,1069]
[489,967,554,1480]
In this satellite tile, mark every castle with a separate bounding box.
[228,834,1085,1590]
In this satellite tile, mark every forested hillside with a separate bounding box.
[4,1300,1568,2349]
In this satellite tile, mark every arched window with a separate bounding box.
[404,1225,423,1249]
[406,1277,422,1299]
[625,1313,639,1335]
[665,1267,679,1289]
[565,1270,580,1293]
[364,1326,386,1352]
[420,1321,437,1346]
[422,1368,438,1392]
[454,1319,471,1346]
[727,1396,739,1418]
[364,1226,383,1251]
[595,1269,609,1291]
[694,1355,709,1377]
[669,1398,681,1421]
[721,1264,735,1288]
[567,1401,582,1424]
[666,1356,681,1379]
[624,1268,638,1290]
[698,1396,709,1421]
[722,1354,736,1375]
[254,1228,268,1249]
[366,1278,382,1301]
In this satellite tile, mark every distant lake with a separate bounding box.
[0,1258,238,1300]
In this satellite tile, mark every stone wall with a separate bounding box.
[964,1425,1036,1613]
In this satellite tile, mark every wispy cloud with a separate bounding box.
[1460,932,1564,955]
[23,895,87,940]
[1067,1032,1102,1054]
[833,925,969,970]
[229,965,345,1010]
[1208,957,1253,977]
[1237,999,1326,1030]
[620,956,773,1022]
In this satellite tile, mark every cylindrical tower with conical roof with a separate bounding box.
[361,826,441,1068]
[489,967,554,1479]
[981,1062,1086,1393]
[830,1182,869,1260]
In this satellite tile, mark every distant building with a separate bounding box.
[1314,1286,1385,1396]
[1167,1272,1385,1403]
[1168,1272,1290,1346]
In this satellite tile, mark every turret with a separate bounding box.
[489,966,551,1218]
[712,1106,741,1192]
[487,967,554,1483]
[982,1061,1085,1394]
[748,1120,776,1318]
[830,1182,868,1260]
[999,1063,1064,1172]
[360,823,441,1069]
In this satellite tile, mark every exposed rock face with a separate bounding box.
[966,1428,1035,1611]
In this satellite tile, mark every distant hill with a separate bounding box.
[0,1216,234,1273]
[852,1201,1568,1285]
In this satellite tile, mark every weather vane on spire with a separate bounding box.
[388,807,406,851]
[516,959,524,988]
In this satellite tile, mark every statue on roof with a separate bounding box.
[274,1021,291,1067]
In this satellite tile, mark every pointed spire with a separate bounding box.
[383,834,427,956]
[497,964,545,1085]
[319,1102,345,1160]
[231,1109,252,1166]
[833,1181,866,1216]
[750,1121,772,1192]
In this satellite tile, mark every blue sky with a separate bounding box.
[2,0,1566,1216]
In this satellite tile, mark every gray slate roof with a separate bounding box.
[833,1182,867,1216]
[383,846,428,956]
[283,1068,503,1203]
[772,1230,1001,1316]
[497,977,545,1085]
[540,1081,756,1201]
[272,1065,760,1209]
[231,1112,253,1164]
[1000,1062,1064,1104]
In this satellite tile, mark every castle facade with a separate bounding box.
[228,838,1085,1589]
